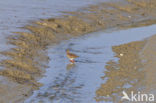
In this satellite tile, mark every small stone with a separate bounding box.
[120,53,124,56]
[107,95,109,97]
[128,16,131,18]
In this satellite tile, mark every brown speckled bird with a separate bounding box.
[66,49,79,63]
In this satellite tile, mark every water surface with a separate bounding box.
[25,25,156,103]
[0,0,105,51]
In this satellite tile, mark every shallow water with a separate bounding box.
[25,25,156,103]
[0,0,106,51]
[0,0,107,70]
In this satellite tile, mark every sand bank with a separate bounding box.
[96,40,146,102]
[0,0,156,102]
[141,35,156,94]
[95,35,156,102]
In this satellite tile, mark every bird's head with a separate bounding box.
[66,49,70,53]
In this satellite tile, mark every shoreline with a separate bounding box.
[140,35,156,94]
[96,40,147,102]
[0,0,156,102]
[95,33,156,102]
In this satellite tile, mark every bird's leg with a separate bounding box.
[70,59,75,63]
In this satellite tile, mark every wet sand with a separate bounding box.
[95,40,146,102]
[0,0,156,102]
[141,35,156,94]
[25,25,156,103]
[95,34,156,103]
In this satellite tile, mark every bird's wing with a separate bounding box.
[70,53,79,58]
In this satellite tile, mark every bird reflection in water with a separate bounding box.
[66,63,76,70]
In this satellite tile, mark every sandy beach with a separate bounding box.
[0,0,156,102]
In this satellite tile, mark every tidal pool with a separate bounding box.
[25,25,156,103]
[0,0,106,51]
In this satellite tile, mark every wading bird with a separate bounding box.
[66,49,79,63]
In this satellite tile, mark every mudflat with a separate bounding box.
[0,0,156,102]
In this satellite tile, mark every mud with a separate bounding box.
[141,35,156,94]
[95,41,146,102]
[0,77,32,103]
[0,0,156,102]
[95,34,156,103]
